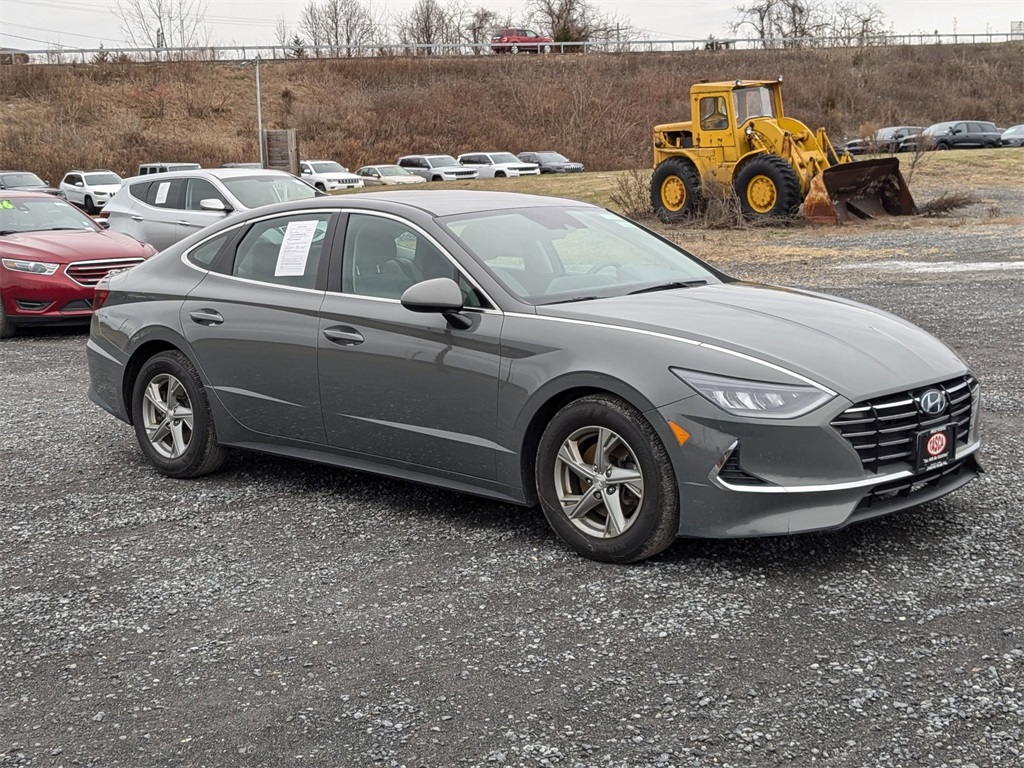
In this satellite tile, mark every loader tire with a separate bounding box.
[735,156,802,220]
[651,158,702,222]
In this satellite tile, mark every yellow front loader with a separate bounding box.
[649,79,916,224]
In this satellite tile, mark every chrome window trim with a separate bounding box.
[504,312,837,396]
[710,439,981,494]
[335,208,499,311]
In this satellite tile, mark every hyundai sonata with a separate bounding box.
[87,191,981,562]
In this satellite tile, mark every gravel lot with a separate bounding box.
[2,218,1022,767]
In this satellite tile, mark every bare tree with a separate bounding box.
[731,0,888,48]
[394,0,465,54]
[300,0,380,57]
[115,0,210,53]
[466,5,498,49]
[527,0,633,44]
[274,14,291,50]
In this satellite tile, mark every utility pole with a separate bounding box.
[255,56,264,168]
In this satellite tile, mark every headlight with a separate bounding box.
[2,258,60,275]
[671,368,834,419]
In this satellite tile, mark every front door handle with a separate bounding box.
[189,309,224,326]
[130,215,144,221]
[177,219,192,226]
[323,327,364,345]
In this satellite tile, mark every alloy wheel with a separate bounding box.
[141,373,194,459]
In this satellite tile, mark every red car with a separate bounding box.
[490,28,554,54]
[0,191,156,339]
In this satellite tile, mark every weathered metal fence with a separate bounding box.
[11,32,1024,65]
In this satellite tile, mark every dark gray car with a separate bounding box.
[517,151,585,173]
[87,191,981,563]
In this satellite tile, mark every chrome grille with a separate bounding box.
[65,257,145,286]
[830,375,978,473]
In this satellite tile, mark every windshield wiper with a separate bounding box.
[544,295,600,305]
[0,230,20,236]
[627,279,708,295]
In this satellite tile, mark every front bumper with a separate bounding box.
[323,180,363,191]
[1,269,96,326]
[651,390,981,537]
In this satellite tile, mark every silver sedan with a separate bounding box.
[87,192,981,562]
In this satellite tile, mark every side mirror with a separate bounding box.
[401,277,471,329]
[199,198,231,213]
[75,181,84,187]
[301,168,311,175]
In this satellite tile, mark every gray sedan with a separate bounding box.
[87,192,981,563]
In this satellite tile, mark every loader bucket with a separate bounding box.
[804,158,917,225]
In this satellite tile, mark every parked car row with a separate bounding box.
[842,121,1020,155]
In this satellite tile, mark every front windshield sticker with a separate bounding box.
[154,182,170,205]
[0,200,13,209]
[275,220,318,277]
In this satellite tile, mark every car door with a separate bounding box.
[61,174,82,205]
[131,177,186,250]
[180,210,337,443]
[177,177,232,241]
[317,211,504,479]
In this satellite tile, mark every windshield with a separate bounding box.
[1005,125,1024,136]
[0,197,97,233]
[428,156,459,168]
[2,173,46,187]
[733,86,777,124]
[84,172,122,185]
[222,175,319,208]
[536,152,569,162]
[310,161,346,174]
[379,165,411,177]
[490,153,521,164]
[443,207,719,304]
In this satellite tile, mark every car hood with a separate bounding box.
[87,184,122,195]
[435,166,474,173]
[5,185,62,195]
[0,230,155,264]
[540,282,966,399]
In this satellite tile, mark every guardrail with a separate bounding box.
[9,33,1023,64]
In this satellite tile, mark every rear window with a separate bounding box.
[129,181,152,201]
[220,175,318,209]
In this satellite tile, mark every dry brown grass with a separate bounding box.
[1,42,1021,184]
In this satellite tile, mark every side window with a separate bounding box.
[342,214,485,307]
[953,122,967,134]
[700,96,729,131]
[967,122,982,133]
[231,213,331,289]
[144,178,184,208]
[129,181,152,201]
[185,178,226,210]
[398,159,412,168]
[187,232,232,268]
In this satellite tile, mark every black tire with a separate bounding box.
[510,44,520,54]
[84,195,95,215]
[535,394,679,563]
[131,350,226,478]
[0,311,16,340]
[315,182,326,192]
[495,171,506,178]
[432,175,442,182]
[936,142,951,151]
[542,44,552,54]
[650,157,702,222]
[734,155,802,220]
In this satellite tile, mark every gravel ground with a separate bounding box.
[1,221,1022,768]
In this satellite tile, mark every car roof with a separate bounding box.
[120,168,296,184]
[304,159,343,164]
[279,190,593,218]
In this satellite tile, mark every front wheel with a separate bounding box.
[0,311,16,340]
[535,394,679,563]
[734,155,802,220]
[315,182,327,191]
[650,157,703,222]
[131,350,226,478]
[936,142,951,151]
[542,44,552,54]
[510,44,520,54]
[84,195,95,215]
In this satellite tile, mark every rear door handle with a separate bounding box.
[130,215,144,221]
[189,309,224,326]
[323,327,364,345]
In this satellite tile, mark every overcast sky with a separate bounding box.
[3,0,1022,51]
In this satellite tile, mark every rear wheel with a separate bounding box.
[734,155,802,220]
[650,157,702,222]
[535,394,679,563]
[131,351,226,478]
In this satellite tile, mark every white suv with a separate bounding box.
[298,160,363,191]
[457,152,539,179]
[59,170,123,214]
